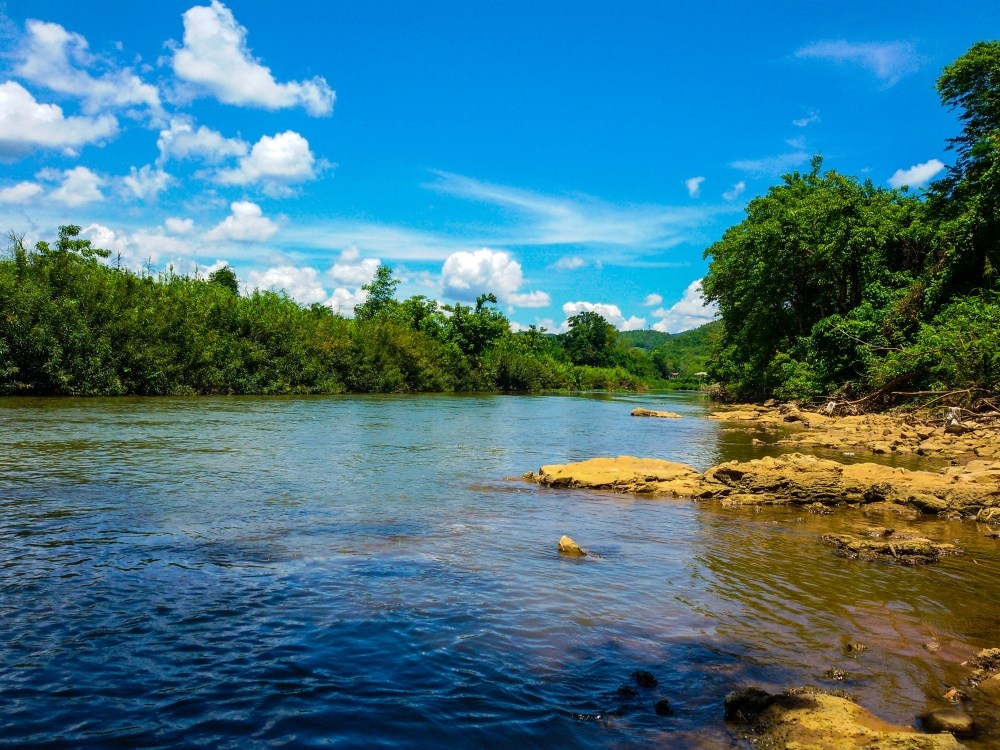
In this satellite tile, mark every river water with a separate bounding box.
[2,393,999,748]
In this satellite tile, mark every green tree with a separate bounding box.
[562,310,617,367]
[354,263,400,321]
[208,266,240,294]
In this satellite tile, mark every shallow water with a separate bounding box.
[1,393,998,748]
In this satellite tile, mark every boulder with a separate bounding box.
[557,535,586,557]
[920,707,975,737]
[630,408,681,419]
[525,456,703,497]
[822,533,960,565]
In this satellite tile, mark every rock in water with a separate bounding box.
[630,408,682,419]
[631,670,658,688]
[920,707,975,737]
[557,535,586,556]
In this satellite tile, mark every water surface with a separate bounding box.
[2,393,998,748]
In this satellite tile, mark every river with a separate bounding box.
[2,393,998,748]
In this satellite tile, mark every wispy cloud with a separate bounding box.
[685,176,705,198]
[730,151,809,176]
[792,111,820,128]
[426,170,714,251]
[795,40,920,87]
[722,181,746,202]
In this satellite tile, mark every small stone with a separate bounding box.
[822,668,849,681]
[631,670,658,688]
[920,707,975,736]
[654,698,674,716]
[845,642,867,655]
[557,535,586,556]
[924,641,941,653]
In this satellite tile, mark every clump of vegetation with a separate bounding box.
[0,227,685,396]
[702,41,1000,412]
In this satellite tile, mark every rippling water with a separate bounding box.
[2,393,999,748]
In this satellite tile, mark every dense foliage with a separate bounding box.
[702,42,1000,407]
[0,230,675,396]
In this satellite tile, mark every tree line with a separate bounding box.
[0,228,706,396]
[702,41,1000,409]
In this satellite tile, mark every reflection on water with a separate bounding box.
[1,393,998,748]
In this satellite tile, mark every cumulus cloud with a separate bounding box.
[887,158,945,189]
[795,40,920,87]
[685,176,705,198]
[650,279,719,333]
[214,131,318,194]
[82,223,193,268]
[164,217,195,234]
[0,81,118,160]
[642,293,662,307]
[0,181,43,204]
[14,19,162,118]
[246,265,328,304]
[562,301,645,331]
[730,152,809,176]
[327,286,368,316]
[172,1,335,116]
[327,247,381,286]
[156,118,248,165]
[122,165,172,201]
[723,181,746,201]
[46,166,105,206]
[204,200,278,242]
[442,248,550,308]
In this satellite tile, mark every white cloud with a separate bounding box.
[723,181,746,201]
[164,217,195,234]
[82,223,193,268]
[204,200,278,242]
[685,176,705,198]
[795,40,920,87]
[730,152,809,176]
[887,158,945,189]
[650,279,719,333]
[553,255,587,270]
[156,118,248,165]
[0,181,43,204]
[562,301,645,331]
[246,265,328,304]
[172,0,335,116]
[642,293,662,307]
[15,19,162,118]
[214,131,317,194]
[47,166,105,206]
[429,171,710,250]
[442,248,549,308]
[0,81,118,160]
[792,111,820,127]
[122,165,172,201]
[327,248,381,286]
[327,286,368,316]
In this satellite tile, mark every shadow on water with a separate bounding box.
[1,393,999,748]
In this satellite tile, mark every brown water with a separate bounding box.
[1,392,998,748]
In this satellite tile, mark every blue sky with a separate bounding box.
[0,1,995,332]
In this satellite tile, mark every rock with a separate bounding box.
[822,532,960,565]
[978,507,1000,524]
[557,535,586,557]
[945,407,971,435]
[822,668,850,681]
[631,670,658,688]
[920,707,975,737]
[925,641,942,653]
[726,687,965,749]
[525,456,702,497]
[630,408,681,419]
[654,698,674,716]
[845,642,868,655]
[969,648,1000,674]
[976,674,1000,700]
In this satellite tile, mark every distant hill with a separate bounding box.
[619,322,719,379]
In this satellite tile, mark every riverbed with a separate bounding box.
[2,393,998,748]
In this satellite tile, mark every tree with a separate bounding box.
[562,310,617,367]
[208,266,240,294]
[35,225,110,260]
[354,264,400,321]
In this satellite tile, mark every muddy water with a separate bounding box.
[1,393,998,748]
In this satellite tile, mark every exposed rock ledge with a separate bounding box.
[725,687,966,749]
[524,453,1000,521]
[630,408,681,418]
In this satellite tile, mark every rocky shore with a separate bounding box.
[710,402,1000,460]
[525,452,1000,524]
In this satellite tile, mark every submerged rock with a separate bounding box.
[920,707,975,737]
[630,408,681,419]
[557,535,586,557]
[726,687,966,749]
[654,697,674,716]
[822,532,960,565]
[630,670,658,689]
